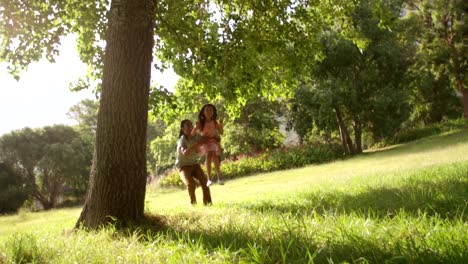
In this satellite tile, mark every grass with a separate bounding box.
[0,129,467,263]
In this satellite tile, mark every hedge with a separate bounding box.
[158,142,344,188]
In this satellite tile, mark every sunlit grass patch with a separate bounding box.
[227,162,468,219]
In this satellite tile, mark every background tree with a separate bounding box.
[287,80,341,145]
[402,0,466,122]
[405,0,467,118]
[67,99,164,177]
[0,125,92,209]
[67,99,99,137]
[149,122,179,176]
[67,99,99,190]
[146,118,167,176]
[222,97,285,157]
[288,0,412,153]
[406,48,463,124]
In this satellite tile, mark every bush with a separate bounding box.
[392,126,442,143]
[158,168,184,189]
[158,142,344,188]
[222,123,285,157]
[380,118,468,147]
[0,163,29,214]
[0,186,28,214]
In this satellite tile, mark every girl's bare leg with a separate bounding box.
[205,153,213,186]
[212,155,223,184]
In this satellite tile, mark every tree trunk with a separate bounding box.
[334,106,355,155]
[445,14,467,120]
[35,193,52,210]
[453,69,467,119]
[76,0,156,229]
[461,87,468,119]
[338,125,349,155]
[353,116,362,154]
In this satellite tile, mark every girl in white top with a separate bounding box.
[176,119,212,205]
[191,104,224,186]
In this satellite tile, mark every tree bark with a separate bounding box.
[334,106,355,155]
[444,11,467,119]
[457,79,468,119]
[338,122,349,155]
[463,88,468,119]
[352,116,362,154]
[76,0,156,229]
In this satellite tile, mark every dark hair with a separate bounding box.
[198,104,217,131]
[179,119,191,138]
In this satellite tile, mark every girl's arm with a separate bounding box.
[180,143,199,156]
[180,137,207,156]
[191,121,201,136]
[217,119,224,135]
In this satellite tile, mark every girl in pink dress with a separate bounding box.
[191,104,224,186]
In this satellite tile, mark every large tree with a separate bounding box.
[1,0,155,228]
[74,0,156,228]
[1,0,360,228]
[68,99,167,178]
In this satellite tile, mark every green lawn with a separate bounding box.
[1,130,467,263]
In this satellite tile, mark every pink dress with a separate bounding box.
[199,121,222,156]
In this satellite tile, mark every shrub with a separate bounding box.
[0,186,29,214]
[158,142,344,188]
[392,126,443,144]
[222,123,285,157]
[158,168,185,189]
[374,118,468,148]
[0,163,29,214]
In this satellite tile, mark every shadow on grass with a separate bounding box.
[136,214,394,263]
[233,162,468,220]
[136,212,463,264]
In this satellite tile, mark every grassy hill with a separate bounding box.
[1,129,467,263]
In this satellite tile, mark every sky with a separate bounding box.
[0,36,179,136]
